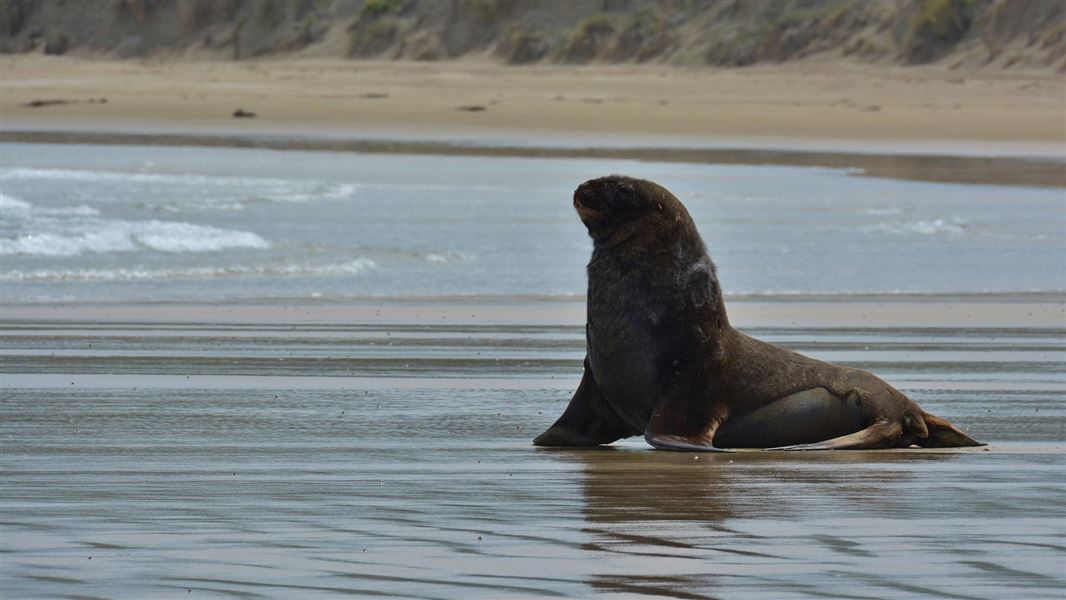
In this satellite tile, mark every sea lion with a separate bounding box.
[534,175,983,451]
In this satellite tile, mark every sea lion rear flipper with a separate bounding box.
[771,419,904,451]
[533,357,635,446]
[915,411,984,447]
[643,377,732,453]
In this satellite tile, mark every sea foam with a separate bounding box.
[1,168,357,206]
[0,218,270,256]
[134,221,270,253]
[864,217,968,236]
[0,193,32,211]
[1,193,100,218]
[0,258,375,282]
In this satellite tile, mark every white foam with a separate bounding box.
[134,220,270,253]
[0,258,375,282]
[1,193,100,219]
[150,201,247,213]
[262,183,358,203]
[0,229,136,257]
[419,252,469,263]
[864,217,968,236]
[38,205,101,216]
[1,167,241,185]
[0,193,32,211]
[1,168,357,205]
[0,219,270,257]
[863,207,902,216]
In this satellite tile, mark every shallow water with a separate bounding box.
[2,143,1064,303]
[2,306,1064,599]
[2,141,1064,597]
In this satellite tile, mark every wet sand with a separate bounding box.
[2,296,1064,598]
[2,129,1062,187]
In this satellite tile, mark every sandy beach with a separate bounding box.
[3,55,1065,153]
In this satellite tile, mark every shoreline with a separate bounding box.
[3,128,1064,187]
[3,294,1063,329]
[5,115,1064,159]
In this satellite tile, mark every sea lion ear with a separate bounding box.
[656,202,664,212]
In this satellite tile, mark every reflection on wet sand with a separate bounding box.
[545,447,1061,600]
[570,447,962,522]
[2,130,1062,187]
[1,308,1063,598]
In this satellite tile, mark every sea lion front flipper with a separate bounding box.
[645,430,733,452]
[643,377,732,453]
[771,419,904,451]
[915,412,984,447]
[533,357,635,447]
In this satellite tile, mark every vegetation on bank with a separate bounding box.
[1,0,1062,71]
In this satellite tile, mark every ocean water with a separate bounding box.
[1,142,1064,303]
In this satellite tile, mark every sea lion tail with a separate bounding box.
[914,411,984,447]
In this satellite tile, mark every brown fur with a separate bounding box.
[534,175,983,451]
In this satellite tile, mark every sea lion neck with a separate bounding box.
[587,221,642,250]
[586,212,730,332]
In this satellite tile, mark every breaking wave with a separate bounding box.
[1,217,270,257]
[0,193,32,211]
[863,216,968,235]
[0,168,358,210]
[0,258,376,282]
[1,190,270,257]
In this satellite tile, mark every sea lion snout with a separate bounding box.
[573,176,651,229]
[573,181,603,217]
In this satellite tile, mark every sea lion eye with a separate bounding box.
[656,202,664,212]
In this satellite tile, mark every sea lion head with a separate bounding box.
[573,175,689,244]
